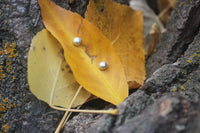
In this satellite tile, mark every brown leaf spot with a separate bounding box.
[65,65,69,68]
[32,46,36,51]
[60,48,64,55]
[81,44,97,64]
[68,69,72,73]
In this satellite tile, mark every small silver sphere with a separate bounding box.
[99,61,108,71]
[73,37,81,46]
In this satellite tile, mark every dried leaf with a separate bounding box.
[158,0,177,25]
[158,0,177,12]
[144,23,161,56]
[28,29,91,108]
[129,0,164,56]
[93,0,105,12]
[85,0,145,88]
[38,0,128,105]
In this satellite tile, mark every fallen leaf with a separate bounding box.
[28,29,91,108]
[38,0,128,105]
[129,0,164,56]
[158,0,177,12]
[85,0,146,88]
[93,0,105,12]
[158,0,177,25]
[144,23,161,56]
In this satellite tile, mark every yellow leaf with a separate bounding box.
[85,0,146,88]
[28,29,91,108]
[93,0,105,12]
[129,0,164,56]
[38,0,128,105]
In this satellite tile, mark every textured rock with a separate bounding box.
[64,0,200,132]
[0,0,88,132]
[0,0,199,133]
[146,0,200,77]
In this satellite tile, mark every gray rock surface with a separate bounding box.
[0,0,88,132]
[0,0,199,133]
[64,0,200,132]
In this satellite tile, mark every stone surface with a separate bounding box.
[0,0,88,132]
[64,0,200,132]
[0,0,199,133]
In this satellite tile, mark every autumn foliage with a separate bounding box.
[28,0,146,108]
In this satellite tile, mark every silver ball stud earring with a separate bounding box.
[73,37,81,46]
[99,61,108,71]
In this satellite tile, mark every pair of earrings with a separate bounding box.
[73,37,108,71]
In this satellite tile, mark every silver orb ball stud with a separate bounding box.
[73,37,81,46]
[99,61,108,71]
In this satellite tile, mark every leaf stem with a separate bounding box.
[63,106,81,127]
[55,85,83,133]
[51,105,118,115]
[52,85,118,132]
